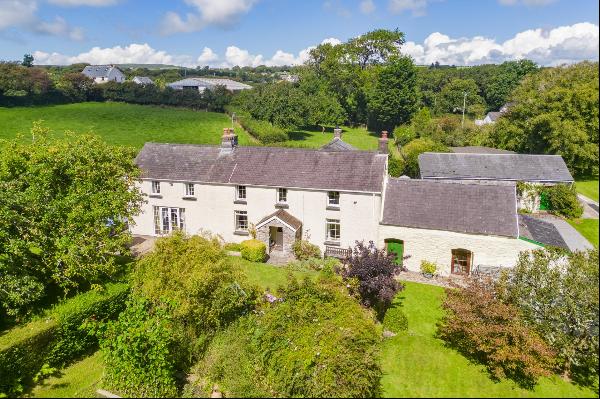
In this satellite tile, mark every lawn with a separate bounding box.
[29,351,104,398]
[575,179,599,202]
[0,102,256,149]
[282,125,382,150]
[381,281,596,398]
[228,256,318,291]
[568,219,599,248]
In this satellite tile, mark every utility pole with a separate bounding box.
[461,91,467,129]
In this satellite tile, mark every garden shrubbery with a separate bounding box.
[231,109,288,143]
[291,239,321,260]
[191,277,382,398]
[0,283,129,396]
[240,239,267,262]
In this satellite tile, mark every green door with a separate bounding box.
[387,241,404,266]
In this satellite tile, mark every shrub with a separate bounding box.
[240,239,267,263]
[98,297,179,398]
[291,239,321,260]
[383,305,408,334]
[341,241,404,319]
[393,125,417,146]
[399,138,449,177]
[501,248,599,387]
[541,184,583,218]
[388,155,406,177]
[0,283,129,396]
[286,256,339,272]
[228,108,288,144]
[192,277,382,398]
[223,242,242,252]
[132,232,259,340]
[439,278,555,387]
[420,260,437,275]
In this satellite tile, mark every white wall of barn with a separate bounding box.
[129,179,382,252]
[377,224,540,276]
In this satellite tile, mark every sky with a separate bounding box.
[0,0,598,67]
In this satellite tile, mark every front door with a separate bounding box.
[269,226,284,251]
[385,239,404,266]
[451,249,472,275]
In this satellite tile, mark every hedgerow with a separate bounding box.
[0,283,129,396]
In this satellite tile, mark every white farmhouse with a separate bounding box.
[168,77,252,93]
[131,128,572,276]
[132,76,154,85]
[81,65,126,84]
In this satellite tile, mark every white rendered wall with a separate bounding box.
[130,179,382,251]
[377,225,540,276]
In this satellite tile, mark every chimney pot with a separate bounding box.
[378,131,389,154]
[333,127,342,139]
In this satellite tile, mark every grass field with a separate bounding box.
[0,103,256,149]
[282,125,381,150]
[29,351,104,398]
[568,219,599,248]
[380,281,595,398]
[576,179,599,202]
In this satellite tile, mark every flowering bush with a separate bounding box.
[420,260,437,275]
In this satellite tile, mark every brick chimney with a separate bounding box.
[378,131,389,154]
[220,127,238,155]
[333,127,342,139]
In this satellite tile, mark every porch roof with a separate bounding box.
[256,209,302,232]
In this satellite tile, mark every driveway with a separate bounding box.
[535,214,594,252]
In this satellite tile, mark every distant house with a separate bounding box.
[418,152,574,212]
[475,102,515,126]
[82,65,125,84]
[279,72,299,83]
[167,77,252,93]
[132,76,154,85]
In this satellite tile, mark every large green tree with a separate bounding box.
[488,62,599,176]
[0,123,143,318]
[437,78,485,117]
[366,56,420,132]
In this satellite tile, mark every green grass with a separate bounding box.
[282,125,381,150]
[228,256,318,292]
[568,219,599,248]
[0,102,255,149]
[29,351,104,398]
[381,281,595,398]
[575,179,599,202]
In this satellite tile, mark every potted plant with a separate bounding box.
[420,260,437,279]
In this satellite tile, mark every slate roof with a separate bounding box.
[133,76,154,84]
[82,65,122,78]
[450,146,515,154]
[381,179,519,237]
[256,209,302,231]
[135,143,387,193]
[486,111,503,122]
[320,138,357,152]
[518,214,569,249]
[418,153,574,182]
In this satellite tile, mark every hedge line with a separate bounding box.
[226,106,288,144]
[0,283,129,396]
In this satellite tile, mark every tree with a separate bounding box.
[488,62,599,177]
[501,248,599,386]
[437,78,485,116]
[398,138,449,177]
[346,28,405,69]
[0,123,143,318]
[341,240,404,318]
[367,56,420,132]
[22,54,34,67]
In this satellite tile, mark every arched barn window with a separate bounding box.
[451,249,472,275]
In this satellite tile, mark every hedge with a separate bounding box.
[0,283,129,396]
[226,106,288,144]
[240,239,267,263]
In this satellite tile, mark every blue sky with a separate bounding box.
[0,0,598,66]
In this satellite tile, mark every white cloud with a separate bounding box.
[47,0,119,6]
[388,0,429,16]
[0,0,84,39]
[196,47,218,64]
[402,22,599,66]
[161,0,257,35]
[360,0,376,13]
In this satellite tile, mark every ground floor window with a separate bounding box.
[235,210,248,231]
[451,248,472,275]
[153,206,185,235]
[326,219,340,241]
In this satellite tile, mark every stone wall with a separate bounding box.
[256,219,300,256]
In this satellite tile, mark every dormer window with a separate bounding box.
[151,181,161,194]
[277,188,287,203]
[327,191,340,208]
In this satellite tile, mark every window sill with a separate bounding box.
[275,203,289,209]
[234,199,247,205]
[234,230,250,236]
[149,194,162,198]
[326,205,340,211]
[182,196,197,201]
[324,240,341,246]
